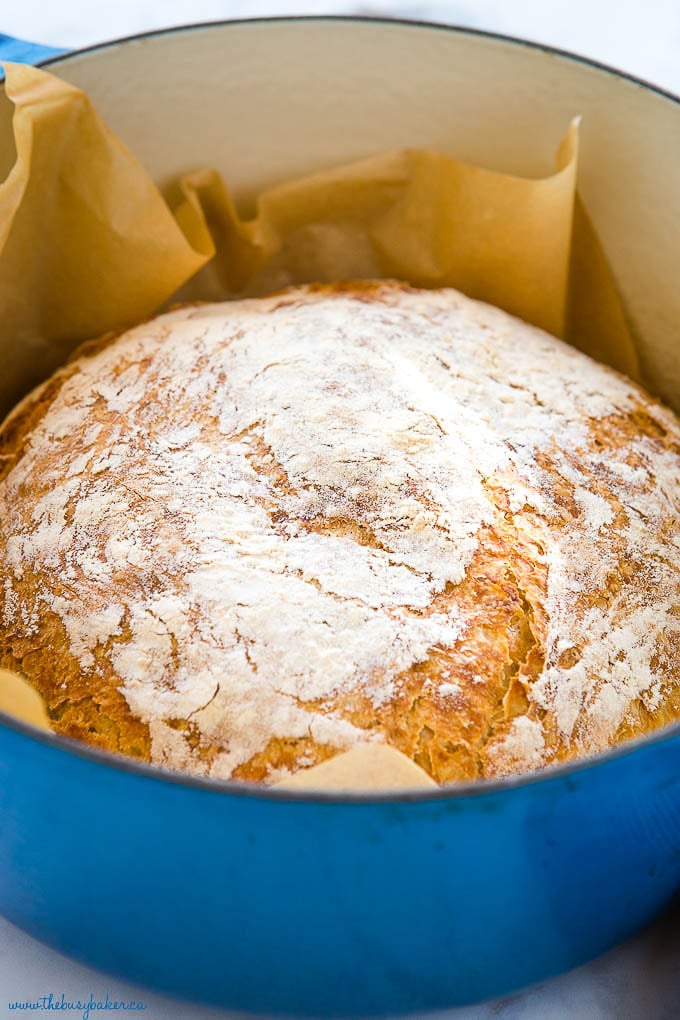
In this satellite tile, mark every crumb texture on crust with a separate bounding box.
[1,281,679,783]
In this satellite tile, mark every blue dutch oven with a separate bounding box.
[1,17,680,1017]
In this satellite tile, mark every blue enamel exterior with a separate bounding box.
[0,33,65,65]
[1,714,680,1015]
[1,22,680,1016]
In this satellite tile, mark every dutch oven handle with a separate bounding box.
[0,33,66,65]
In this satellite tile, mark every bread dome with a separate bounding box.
[1,281,679,783]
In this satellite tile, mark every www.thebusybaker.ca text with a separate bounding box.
[7,992,147,1020]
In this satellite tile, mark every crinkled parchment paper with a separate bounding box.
[0,62,641,789]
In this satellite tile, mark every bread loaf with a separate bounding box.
[1,281,678,783]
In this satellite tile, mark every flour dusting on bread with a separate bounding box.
[1,282,679,782]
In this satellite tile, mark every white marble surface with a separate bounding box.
[1,2,680,1018]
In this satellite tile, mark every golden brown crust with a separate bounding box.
[1,280,679,783]
[0,328,154,759]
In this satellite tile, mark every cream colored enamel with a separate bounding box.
[39,19,680,411]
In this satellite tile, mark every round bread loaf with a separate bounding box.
[1,281,679,784]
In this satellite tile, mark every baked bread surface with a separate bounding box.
[1,281,679,783]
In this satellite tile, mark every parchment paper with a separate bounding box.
[273,744,439,791]
[0,669,49,731]
[0,62,644,788]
